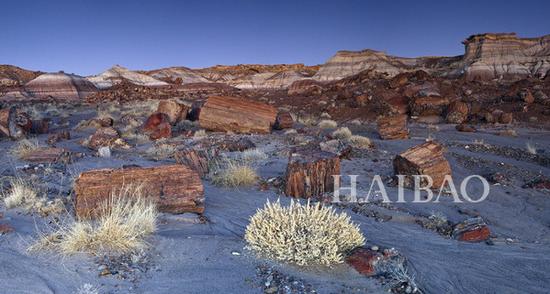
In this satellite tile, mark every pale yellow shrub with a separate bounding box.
[349,135,372,149]
[245,200,365,266]
[332,127,352,139]
[318,119,338,129]
[10,138,41,158]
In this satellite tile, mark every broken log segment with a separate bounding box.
[284,146,340,198]
[393,141,452,188]
[74,164,204,218]
[274,111,294,130]
[20,147,71,164]
[174,148,218,178]
[198,96,277,134]
[0,106,28,139]
[157,99,190,124]
[377,114,409,140]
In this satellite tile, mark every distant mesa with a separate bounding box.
[87,65,169,89]
[2,32,550,100]
[25,72,97,100]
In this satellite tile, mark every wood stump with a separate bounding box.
[157,99,190,124]
[274,111,294,130]
[198,96,277,134]
[74,164,204,218]
[284,147,340,198]
[377,114,409,140]
[175,148,218,178]
[393,141,452,188]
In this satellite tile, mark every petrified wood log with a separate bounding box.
[142,112,172,140]
[393,141,452,188]
[377,114,409,140]
[410,96,449,117]
[87,127,120,150]
[0,107,29,139]
[446,101,469,124]
[199,96,277,134]
[274,111,293,130]
[157,99,190,124]
[284,147,340,198]
[74,164,204,218]
[175,148,218,178]
[20,147,71,164]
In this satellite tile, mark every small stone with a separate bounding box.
[370,245,379,251]
[231,251,241,256]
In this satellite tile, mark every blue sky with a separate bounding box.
[1,0,549,75]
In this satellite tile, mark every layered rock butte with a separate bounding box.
[1,32,549,101]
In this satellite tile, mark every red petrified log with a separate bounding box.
[74,164,204,218]
[377,114,409,140]
[284,146,340,198]
[393,141,452,188]
[199,96,277,134]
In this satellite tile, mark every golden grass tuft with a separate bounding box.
[348,135,372,149]
[30,186,157,255]
[10,138,42,158]
[212,162,258,187]
[2,178,39,209]
[193,129,207,138]
[318,119,338,129]
[332,127,352,139]
[245,200,365,266]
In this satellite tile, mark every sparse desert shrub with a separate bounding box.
[76,284,100,294]
[376,253,420,293]
[498,129,517,137]
[212,162,258,187]
[332,127,352,139]
[30,186,157,255]
[284,129,297,135]
[245,200,365,266]
[10,138,41,158]
[320,112,331,119]
[318,119,338,129]
[238,148,268,163]
[526,142,537,155]
[2,178,39,209]
[349,135,372,149]
[297,114,317,126]
[193,129,207,138]
[2,178,64,216]
[145,143,177,160]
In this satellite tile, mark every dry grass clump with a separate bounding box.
[238,148,268,163]
[2,178,39,209]
[245,200,365,266]
[498,129,518,137]
[348,135,372,149]
[332,127,352,139]
[318,119,338,129]
[212,162,258,187]
[526,142,537,155]
[145,143,177,160]
[10,138,41,158]
[193,129,207,138]
[2,178,65,216]
[30,186,157,255]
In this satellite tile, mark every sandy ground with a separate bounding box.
[1,106,549,294]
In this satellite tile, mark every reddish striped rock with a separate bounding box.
[377,114,409,140]
[199,96,277,134]
[142,112,172,140]
[74,164,204,218]
[453,217,490,242]
[393,141,452,188]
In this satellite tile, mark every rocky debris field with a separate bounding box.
[0,92,549,294]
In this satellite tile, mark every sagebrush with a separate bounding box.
[245,200,365,266]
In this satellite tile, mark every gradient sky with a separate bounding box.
[1,0,549,76]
